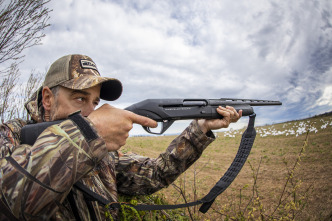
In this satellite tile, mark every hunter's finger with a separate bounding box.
[129,112,158,128]
[225,105,237,113]
[217,106,231,118]
[226,106,239,118]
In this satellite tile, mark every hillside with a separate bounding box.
[123,115,332,220]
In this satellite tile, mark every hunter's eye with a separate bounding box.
[76,97,85,102]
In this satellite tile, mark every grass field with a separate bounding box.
[122,115,332,220]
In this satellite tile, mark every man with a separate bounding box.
[0,54,242,220]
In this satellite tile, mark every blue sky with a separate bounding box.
[6,0,332,135]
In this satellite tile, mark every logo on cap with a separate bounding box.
[80,59,99,74]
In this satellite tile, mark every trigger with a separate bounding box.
[143,126,152,134]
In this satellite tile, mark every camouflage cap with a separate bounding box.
[43,54,122,101]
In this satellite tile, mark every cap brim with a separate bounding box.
[100,79,123,101]
[60,75,122,101]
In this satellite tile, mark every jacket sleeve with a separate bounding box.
[114,120,215,195]
[0,115,107,220]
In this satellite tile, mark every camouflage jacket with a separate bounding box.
[0,88,215,220]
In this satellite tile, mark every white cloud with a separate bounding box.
[317,86,332,106]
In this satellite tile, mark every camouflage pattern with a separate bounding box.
[0,91,215,220]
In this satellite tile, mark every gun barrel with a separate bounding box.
[209,98,282,106]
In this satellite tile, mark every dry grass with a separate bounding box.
[123,115,332,220]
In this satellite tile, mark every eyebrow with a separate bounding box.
[71,90,100,102]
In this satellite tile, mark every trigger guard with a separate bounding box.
[143,120,175,135]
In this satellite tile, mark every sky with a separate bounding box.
[4,0,332,135]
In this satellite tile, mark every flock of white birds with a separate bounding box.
[222,117,332,138]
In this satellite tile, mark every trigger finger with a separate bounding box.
[131,112,158,128]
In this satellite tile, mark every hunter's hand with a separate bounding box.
[88,104,157,151]
[198,106,242,134]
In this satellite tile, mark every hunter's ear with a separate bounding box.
[42,86,54,111]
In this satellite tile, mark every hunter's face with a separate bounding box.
[49,85,101,121]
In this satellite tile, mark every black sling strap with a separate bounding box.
[199,113,256,213]
[73,114,257,214]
